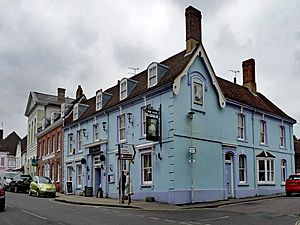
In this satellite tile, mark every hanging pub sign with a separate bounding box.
[31,157,38,166]
[146,116,159,141]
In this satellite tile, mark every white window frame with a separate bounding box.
[260,120,266,144]
[257,158,275,184]
[281,159,287,185]
[141,150,153,186]
[141,107,148,137]
[68,134,73,155]
[47,138,50,155]
[67,165,72,181]
[118,114,126,142]
[96,91,102,111]
[93,123,99,141]
[280,126,285,148]
[239,154,247,184]
[77,130,82,152]
[148,64,157,88]
[73,104,79,120]
[76,164,82,187]
[57,132,61,152]
[192,78,204,105]
[120,79,127,101]
[237,113,245,140]
[0,158,4,167]
[52,134,56,153]
[57,162,61,182]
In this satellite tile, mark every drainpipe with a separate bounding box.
[252,110,257,189]
[188,111,195,203]
[104,110,109,197]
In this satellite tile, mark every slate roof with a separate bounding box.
[34,92,74,105]
[0,131,21,155]
[21,136,27,154]
[65,46,295,126]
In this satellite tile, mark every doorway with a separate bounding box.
[225,153,234,198]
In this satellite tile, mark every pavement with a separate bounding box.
[54,192,285,211]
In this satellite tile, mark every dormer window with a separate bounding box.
[73,104,79,120]
[120,79,127,101]
[96,91,102,111]
[148,64,157,88]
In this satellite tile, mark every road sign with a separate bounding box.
[119,144,136,160]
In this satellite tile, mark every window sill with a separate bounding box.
[238,183,249,187]
[237,138,248,143]
[140,184,153,189]
[259,143,268,147]
[257,183,275,186]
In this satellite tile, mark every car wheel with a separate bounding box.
[0,205,4,212]
[52,193,56,198]
[286,192,292,197]
[36,189,40,197]
[29,189,32,196]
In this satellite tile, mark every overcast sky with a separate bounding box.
[1,0,300,139]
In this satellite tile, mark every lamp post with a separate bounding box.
[187,111,195,204]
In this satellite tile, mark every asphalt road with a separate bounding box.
[2,192,300,225]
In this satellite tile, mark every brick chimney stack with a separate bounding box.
[0,129,3,141]
[242,58,257,93]
[57,88,66,103]
[76,85,83,99]
[185,6,202,54]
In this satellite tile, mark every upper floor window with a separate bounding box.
[43,140,45,156]
[239,155,247,183]
[237,113,245,140]
[96,91,102,111]
[260,120,266,144]
[73,104,79,120]
[193,79,204,105]
[280,126,285,148]
[93,123,99,141]
[118,114,126,142]
[77,130,82,152]
[148,64,157,88]
[52,135,56,153]
[141,107,148,137]
[57,132,61,152]
[120,79,127,101]
[38,142,42,158]
[281,159,287,184]
[68,134,73,155]
[47,138,50,155]
[0,158,4,167]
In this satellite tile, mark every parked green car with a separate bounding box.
[29,176,56,198]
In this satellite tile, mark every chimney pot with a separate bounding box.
[57,88,66,103]
[185,6,202,53]
[242,58,257,93]
[76,85,83,99]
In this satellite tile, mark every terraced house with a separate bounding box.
[62,6,296,204]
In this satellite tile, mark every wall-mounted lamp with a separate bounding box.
[187,111,195,120]
[102,121,107,132]
[127,112,133,125]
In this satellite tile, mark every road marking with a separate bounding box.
[6,204,14,208]
[201,216,229,221]
[164,219,176,223]
[21,210,47,220]
[136,215,145,217]
[149,217,159,220]
[189,222,201,224]
[180,222,192,225]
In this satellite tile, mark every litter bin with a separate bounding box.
[84,186,93,197]
[96,188,103,198]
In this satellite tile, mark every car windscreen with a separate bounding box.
[21,176,31,180]
[5,173,19,179]
[288,175,300,180]
[39,177,52,184]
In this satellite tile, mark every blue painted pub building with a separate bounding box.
[63,6,296,204]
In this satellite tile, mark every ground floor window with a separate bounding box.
[76,164,82,187]
[141,151,152,186]
[281,159,287,184]
[239,154,247,183]
[257,158,275,184]
[67,165,72,181]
